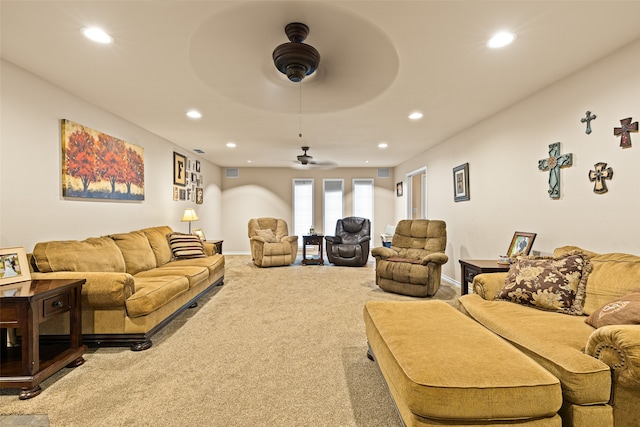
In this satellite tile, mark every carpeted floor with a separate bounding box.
[0,255,460,426]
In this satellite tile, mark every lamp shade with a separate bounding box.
[181,208,199,222]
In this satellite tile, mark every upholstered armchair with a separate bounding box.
[371,219,448,297]
[325,217,371,267]
[248,218,298,267]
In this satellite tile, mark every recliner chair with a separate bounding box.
[324,217,371,267]
[248,217,298,267]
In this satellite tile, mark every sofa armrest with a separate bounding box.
[281,235,298,244]
[325,236,342,244]
[30,271,135,309]
[371,246,397,259]
[421,252,448,265]
[472,272,509,300]
[585,324,640,389]
[203,242,217,256]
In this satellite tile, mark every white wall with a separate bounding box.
[394,39,640,282]
[0,60,223,251]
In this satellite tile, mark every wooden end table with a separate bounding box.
[459,259,510,295]
[302,235,324,265]
[1,278,87,399]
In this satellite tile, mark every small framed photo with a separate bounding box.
[196,187,203,204]
[453,163,470,202]
[173,152,187,187]
[507,232,537,257]
[396,182,403,197]
[195,160,201,173]
[1,247,31,286]
[193,228,206,241]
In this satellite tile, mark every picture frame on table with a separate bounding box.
[0,247,31,286]
[453,163,470,202]
[173,152,187,186]
[507,232,537,257]
[193,228,206,241]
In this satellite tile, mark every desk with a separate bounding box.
[459,259,510,295]
[0,279,87,399]
[302,235,324,265]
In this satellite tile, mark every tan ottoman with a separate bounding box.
[364,300,563,426]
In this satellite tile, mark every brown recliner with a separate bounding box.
[325,217,371,267]
[248,218,298,267]
[371,219,448,297]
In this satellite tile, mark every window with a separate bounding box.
[353,179,374,224]
[323,179,343,235]
[293,179,314,241]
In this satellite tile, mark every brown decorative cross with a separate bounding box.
[580,111,596,134]
[588,162,613,194]
[538,142,573,199]
[613,117,638,148]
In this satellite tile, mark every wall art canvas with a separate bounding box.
[62,119,144,200]
[453,163,470,202]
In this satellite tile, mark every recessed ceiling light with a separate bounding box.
[487,31,515,48]
[186,110,202,119]
[226,142,236,148]
[408,112,423,120]
[247,160,252,163]
[82,27,114,44]
[378,143,388,148]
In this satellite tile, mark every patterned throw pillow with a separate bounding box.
[167,233,206,259]
[585,289,640,328]
[255,229,278,243]
[496,252,591,315]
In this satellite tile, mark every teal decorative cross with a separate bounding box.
[538,142,573,199]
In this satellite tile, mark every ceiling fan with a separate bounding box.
[294,146,336,169]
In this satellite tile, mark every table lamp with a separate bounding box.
[181,208,199,234]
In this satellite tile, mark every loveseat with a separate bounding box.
[28,226,224,351]
[459,246,640,427]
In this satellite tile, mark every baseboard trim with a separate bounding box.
[442,274,460,289]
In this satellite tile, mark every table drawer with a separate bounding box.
[42,292,71,318]
[464,266,481,283]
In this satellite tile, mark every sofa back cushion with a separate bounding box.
[33,237,126,273]
[554,246,640,315]
[392,219,446,259]
[141,226,174,266]
[109,231,157,275]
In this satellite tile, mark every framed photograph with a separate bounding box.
[193,228,206,241]
[196,187,204,204]
[396,182,403,197]
[1,247,31,286]
[179,189,186,200]
[173,186,179,201]
[453,163,470,202]
[507,232,537,257]
[173,152,187,186]
[195,160,201,173]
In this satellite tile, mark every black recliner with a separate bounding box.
[325,217,371,267]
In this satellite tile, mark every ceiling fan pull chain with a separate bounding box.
[299,83,303,138]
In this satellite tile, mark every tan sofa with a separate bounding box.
[459,246,640,427]
[28,226,224,351]
[248,217,298,267]
[371,219,448,297]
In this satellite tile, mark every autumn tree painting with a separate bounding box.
[62,119,145,200]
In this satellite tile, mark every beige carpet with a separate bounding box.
[1,255,460,426]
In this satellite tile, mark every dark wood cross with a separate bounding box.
[588,162,613,194]
[580,111,596,134]
[538,142,573,199]
[613,117,638,148]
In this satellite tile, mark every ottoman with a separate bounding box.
[364,300,563,426]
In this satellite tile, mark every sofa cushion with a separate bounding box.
[126,275,189,318]
[167,233,206,259]
[141,226,174,266]
[166,254,225,277]
[110,231,157,275]
[460,294,612,406]
[255,228,278,243]
[496,252,591,315]
[136,266,209,289]
[585,289,640,328]
[33,237,126,273]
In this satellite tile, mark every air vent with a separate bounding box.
[193,148,205,154]
[226,168,239,178]
[377,168,390,178]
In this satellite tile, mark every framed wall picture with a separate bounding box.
[196,187,204,204]
[507,232,537,257]
[396,182,403,197]
[0,247,31,286]
[453,163,470,202]
[173,152,187,186]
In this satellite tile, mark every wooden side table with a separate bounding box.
[459,259,510,295]
[0,278,87,399]
[302,235,324,265]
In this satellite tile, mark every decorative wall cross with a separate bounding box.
[538,142,573,199]
[588,162,613,194]
[580,111,596,134]
[613,117,638,148]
